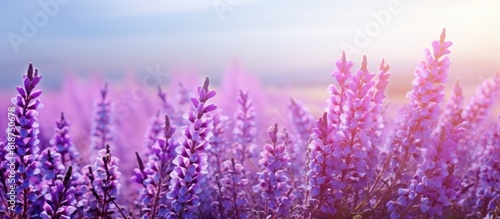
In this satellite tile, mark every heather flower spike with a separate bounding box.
[167,77,216,219]
[388,109,465,217]
[133,114,177,218]
[219,157,250,218]
[91,82,113,151]
[253,123,294,217]
[10,63,43,217]
[327,51,354,125]
[82,144,124,218]
[288,98,314,144]
[40,166,77,219]
[383,28,452,214]
[234,89,257,166]
[50,112,79,167]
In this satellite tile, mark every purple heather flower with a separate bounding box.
[233,89,257,166]
[475,117,500,217]
[387,28,452,191]
[369,59,390,147]
[463,74,500,130]
[306,113,338,216]
[49,112,80,168]
[10,63,43,217]
[253,123,294,217]
[38,148,65,186]
[220,158,250,219]
[441,81,464,127]
[133,115,177,218]
[388,109,465,217]
[40,166,77,219]
[144,110,163,153]
[327,51,353,126]
[459,75,500,170]
[91,83,113,151]
[166,77,217,219]
[80,144,123,218]
[335,55,377,191]
[207,111,229,176]
[288,98,314,144]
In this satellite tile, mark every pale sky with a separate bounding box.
[0,0,499,88]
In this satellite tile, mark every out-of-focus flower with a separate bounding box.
[233,89,257,166]
[144,110,163,153]
[459,75,500,170]
[166,77,217,219]
[288,98,314,144]
[253,123,294,217]
[49,112,80,167]
[91,83,113,151]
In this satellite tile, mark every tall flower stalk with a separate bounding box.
[10,63,43,217]
[288,98,314,144]
[49,113,80,167]
[166,77,217,219]
[373,28,452,212]
[233,90,257,167]
[133,115,177,218]
[81,144,123,218]
[91,83,113,151]
[253,123,294,217]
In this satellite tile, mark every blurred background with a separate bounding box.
[1,0,499,89]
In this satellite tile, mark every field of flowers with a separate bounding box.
[1,29,500,219]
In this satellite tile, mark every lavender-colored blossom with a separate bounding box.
[91,83,113,151]
[133,115,177,218]
[220,158,250,219]
[10,63,43,217]
[388,109,464,218]
[144,110,163,152]
[38,148,65,186]
[335,55,376,191]
[288,98,314,144]
[459,75,500,170]
[208,111,229,176]
[441,81,464,127]
[233,89,257,166]
[327,51,353,126]
[40,166,77,219]
[475,117,500,217]
[166,77,217,219]
[386,29,451,196]
[81,144,123,218]
[306,113,338,216]
[369,59,390,147]
[253,123,294,217]
[49,112,80,168]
